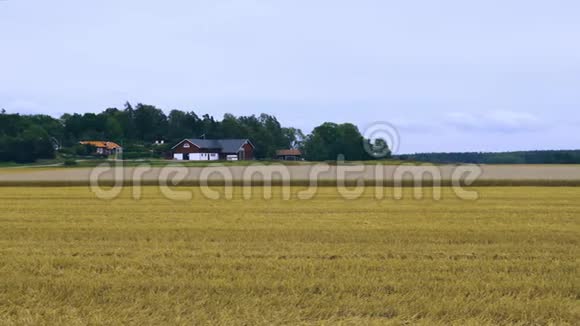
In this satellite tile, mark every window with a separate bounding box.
[183,143,190,148]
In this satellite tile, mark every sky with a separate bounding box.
[1,0,579,153]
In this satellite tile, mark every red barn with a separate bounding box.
[171,139,255,161]
[276,149,303,161]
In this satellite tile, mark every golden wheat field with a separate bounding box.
[0,186,578,325]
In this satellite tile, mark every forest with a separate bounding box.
[2,103,578,164]
[397,151,580,164]
[0,103,382,163]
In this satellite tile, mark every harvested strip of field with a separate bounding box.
[0,187,578,325]
[1,165,580,186]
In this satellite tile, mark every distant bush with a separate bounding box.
[122,152,153,160]
[63,159,78,166]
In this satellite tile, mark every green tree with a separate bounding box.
[302,122,370,161]
[133,104,168,142]
[221,113,246,138]
[302,123,339,161]
[367,138,391,159]
[105,117,123,141]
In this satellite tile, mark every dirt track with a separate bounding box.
[1,165,579,184]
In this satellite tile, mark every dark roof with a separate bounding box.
[174,139,253,153]
[187,139,222,149]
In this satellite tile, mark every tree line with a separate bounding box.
[3,104,578,164]
[0,103,387,163]
[397,151,580,164]
[0,110,58,163]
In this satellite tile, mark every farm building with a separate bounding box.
[276,149,303,161]
[79,141,123,156]
[171,139,254,161]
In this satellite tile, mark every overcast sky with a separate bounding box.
[1,0,579,153]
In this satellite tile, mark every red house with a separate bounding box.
[171,139,255,161]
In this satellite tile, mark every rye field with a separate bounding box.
[0,186,578,325]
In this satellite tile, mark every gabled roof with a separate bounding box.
[172,139,253,153]
[277,149,302,156]
[80,141,122,149]
[186,139,222,149]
